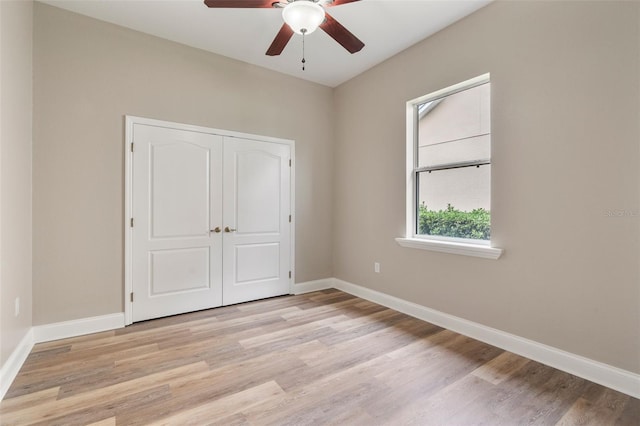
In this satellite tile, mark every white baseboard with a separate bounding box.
[33,313,125,344]
[332,278,640,399]
[0,329,34,401]
[291,278,334,295]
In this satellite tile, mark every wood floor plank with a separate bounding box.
[279,298,368,323]
[86,418,116,426]
[471,350,531,385]
[556,388,632,426]
[28,385,172,426]
[238,315,348,348]
[507,369,589,425]
[7,343,160,399]
[2,291,637,425]
[385,328,461,358]
[383,374,495,425]
[369,336,504,420]
[275,318,443,392]
[243,376,389,425]
[0,387,60,413]
[18,346,71,372]
[616,396,640,425]
[232,295,309,313]
[29,330,115,353]
[556,397,600,426]
[138,340,324,423]
[55,342,218,399]
[86,417,116,426]
[325,306,405,333]
[187,306,299,333]
[20,329,189,374]
[446,360,567,425]
[113,306,227,335]
[153,381,285,426]
[68,324,201,352]
[1,362,208,424]
[306,291,356,304]
[374,333,496,386]
[8,363,114,400]
[115,351,307,424]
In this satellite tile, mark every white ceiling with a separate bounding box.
[39,0,491,87]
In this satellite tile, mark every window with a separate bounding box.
[396,74,503,259]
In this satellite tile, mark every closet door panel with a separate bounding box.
[222,137,291,305]
[131,124,223,322]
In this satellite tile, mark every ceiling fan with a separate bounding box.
[203,0,365,57]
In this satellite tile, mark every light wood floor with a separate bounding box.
[1,290,638,425]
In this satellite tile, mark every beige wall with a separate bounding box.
[333,0,640,374]
[33,3,334,324]
[1,0,34,366]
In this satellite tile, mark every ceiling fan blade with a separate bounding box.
[325,0,360,7]
[319,12,364,54]
[266,24,294,56]
[204,0,275,8]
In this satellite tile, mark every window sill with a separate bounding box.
[395,237,503,260]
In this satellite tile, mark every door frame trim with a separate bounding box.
[124,116,295,325]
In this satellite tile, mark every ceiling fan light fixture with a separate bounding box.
[282,1,325,35]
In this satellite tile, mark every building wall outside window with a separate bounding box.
[418,83,490,212]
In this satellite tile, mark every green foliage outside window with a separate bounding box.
[418,203,490,240]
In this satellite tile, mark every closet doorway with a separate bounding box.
[124,117,294,324]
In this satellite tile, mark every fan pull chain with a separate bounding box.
[301,29,306,71]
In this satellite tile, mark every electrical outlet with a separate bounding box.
[374,262,380,273]
[15,297,20,317]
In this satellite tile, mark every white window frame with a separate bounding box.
[395,73,503,260]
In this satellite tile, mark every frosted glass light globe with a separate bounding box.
[282,1,325,35]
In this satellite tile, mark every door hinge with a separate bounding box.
[130,218,134,227]
[289,271,292,279]
[288,215,291,223]
[130,142,134,152]
[130,292,134,302]
[289,159,291,167]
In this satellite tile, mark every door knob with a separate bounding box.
[210,227,221,233]
[224,226,236,233]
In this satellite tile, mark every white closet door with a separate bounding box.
[222,137,291,305]
[132,124,223,322]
